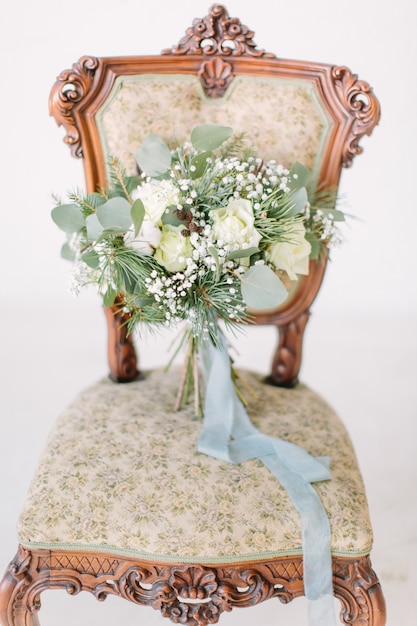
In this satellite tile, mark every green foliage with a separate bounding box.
[190,124,233,151]
[226,247,260,261]
[288,162,310,189]
[288,187,308,216]
[60,242,76,261]
[51,124,345,355]
[161,206,183,227]
[130,199,145,237]
[135,134,172,177]
[305,232,322,260]
[81,250,100,269]
[240,264,288,310]
[96,197,132,230]
[103,287,117,307]
[190,151,212,179]
[86,213,104,242]
[51,204,85,233]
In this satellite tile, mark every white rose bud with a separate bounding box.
[154,225,193,273]
[266,223,312,280]
[210,198,261,252]
[132,180,179,224]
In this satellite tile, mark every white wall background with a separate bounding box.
[0,1,416,625]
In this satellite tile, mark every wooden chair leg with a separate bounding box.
[0,548,41,626]
[267,310,310,388]
[333,556,386,626]
[104,303,142,383]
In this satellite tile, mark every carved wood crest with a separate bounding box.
[163,4,275,98]
[163,4,275,59]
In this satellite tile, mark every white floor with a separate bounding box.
[0,300,416,625]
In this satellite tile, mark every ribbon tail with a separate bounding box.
[197,330,336,626]
[261,453,335,621]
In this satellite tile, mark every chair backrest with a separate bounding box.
[49,4,380,384]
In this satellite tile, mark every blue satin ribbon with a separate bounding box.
[198,330,336,626]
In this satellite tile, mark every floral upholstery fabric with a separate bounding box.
[96,75,330,184]
[18,368,373,563]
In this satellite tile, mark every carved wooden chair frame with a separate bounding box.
[47,5,380,389]
[0,5,385,626]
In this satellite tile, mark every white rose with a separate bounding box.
[266,224,312,280]
[132,179,179,224]
[124,220,162,255]
[209,198,261,251]
[154,225,192,273]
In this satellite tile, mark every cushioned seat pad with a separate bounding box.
[18,369,373,563]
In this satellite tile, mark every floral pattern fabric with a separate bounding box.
[18,368,373,563]
[96,75,330,185]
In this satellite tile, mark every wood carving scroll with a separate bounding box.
[49,55,99,158]
[333,557,386,625]
[0,549,386,626]
[163,4,276,59]
[332,66,381,168]
[0,546,40,626]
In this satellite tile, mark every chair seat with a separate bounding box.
[17,368,373,564]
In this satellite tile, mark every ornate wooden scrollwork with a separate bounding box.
[334,557,386,625]
[0,546,39,625]
[163,4,275,59]
[49,55,99,158]
[332,66,381,168]
[0,549,386,626]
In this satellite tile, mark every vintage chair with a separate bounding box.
[0,5,385,625]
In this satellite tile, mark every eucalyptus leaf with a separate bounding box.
[190,151,212,179]
[81,249,100,269]
[191,124,233,151]
[134,293,155,307]
[305,232,322,260]
[103,227,132,235]
[135,134,172,177]
[131,199,145,237]
[96,197,132,230]
[288,162,310,190]
[288,187,308,215]
[103,287,117,307]
[61,242,75,261]
[227,247,259,261]
[51,204,85,233]
[161,206,182,227]
[240,264,288,310]
[86,213,104,242]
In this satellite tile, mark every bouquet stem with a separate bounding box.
[174,331,201,416]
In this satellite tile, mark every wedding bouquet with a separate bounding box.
[52,124,343,409]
